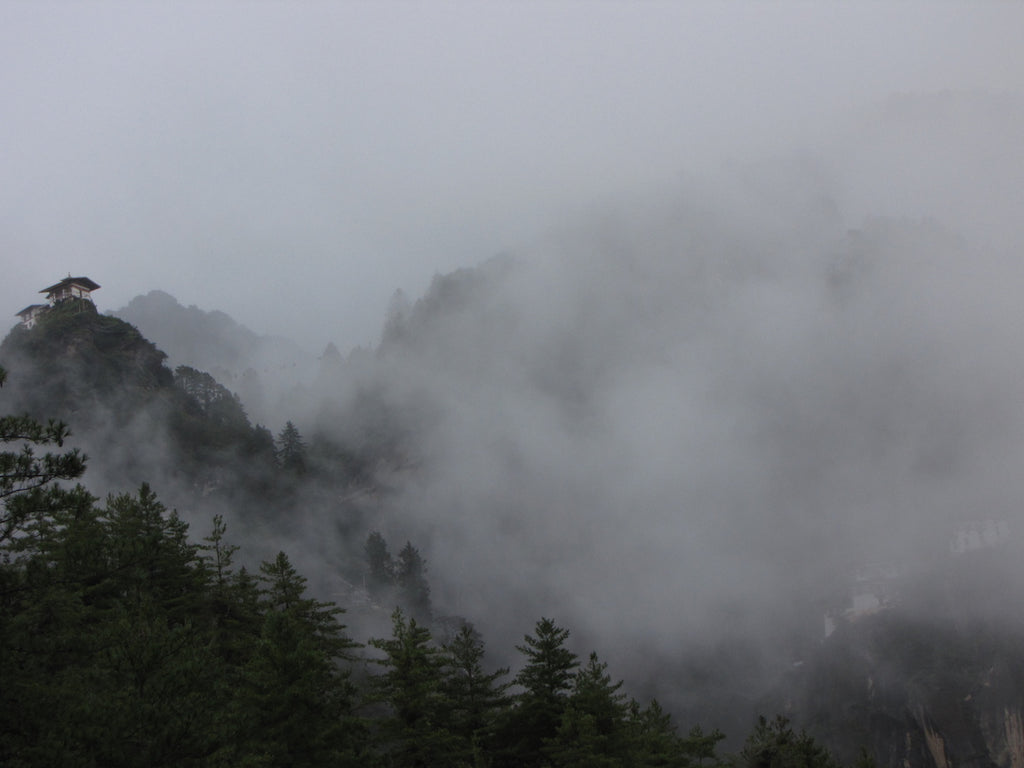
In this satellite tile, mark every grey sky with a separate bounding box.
[2,2,1023,351]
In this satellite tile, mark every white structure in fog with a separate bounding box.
[950,519,1010,554]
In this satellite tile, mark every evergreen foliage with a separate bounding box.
[738,715,841,768]
[442,622,511,763]
[363,531,433,622]
[395,540,432,622]
[544,651,630,766]
[365,530,395,591]
[0,314,920,768]
[498,617,580,767]
[368,608,458,766]
[276,420,307,474]
[627,698,694,768]
[1,303,285,520]
[174,365,252,448]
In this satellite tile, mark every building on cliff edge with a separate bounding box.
[16,276,101,328]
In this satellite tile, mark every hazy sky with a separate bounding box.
[2,2,1023,351]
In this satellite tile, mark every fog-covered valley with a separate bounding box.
[39,89,1012,744]
[4,4,1024,765]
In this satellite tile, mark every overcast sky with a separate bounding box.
[2,2,1023,352]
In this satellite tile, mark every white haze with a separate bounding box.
[3,0,1024,719]
[337,109,1024,679]
[2,3,1023,351]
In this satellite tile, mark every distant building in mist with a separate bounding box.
[949,519,1010,555]
[823,561,900,638]
[16,276,101,328]
[823,520,1014,638]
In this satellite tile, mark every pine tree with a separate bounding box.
[682,724,726,768]
[275,420,307,474]
[369,608,458,767]
[739,715,840,768]
[497,617,580,768]
[200,514,238,590]
[104,484,206,622]
[365,530,395,592]
[256,551,360,660]
[396,540,432,622]
[2,479,224,766]
[199,515,261,669]
[514,617,579,708]
[0,363,87,545]
[627,698,686,768]
[227,551,362,766]
[544,651,630,766]
[0,365,98,765]
[174,364,249,430]
[442,622,511,764]
[94,486,221,766]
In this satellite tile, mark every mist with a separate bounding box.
[3,0,1024,735]
[4,3,1024,350]
[327,135,1024,668]
[262,90,1023,718]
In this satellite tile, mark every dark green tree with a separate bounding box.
[0,363,87,545]
[257,551,360,660]
[174,364,249,428]
[683,724,726,768]
[200,514,238,589]
[544,651,630,767]
[514,617,579,706]
[442,622,511,764]
[1,478,224,767]
[275,420,307,474]
[738,715,840,768]
[365,529,395,592]
[104,484,207,621]
[90,486,221,766]
[369,608,458,767]
[626,698,690,768]
[170,366,255,470]
[198,516,262,670]
[0,361,372,765]
[225,551,361,766]
[0,363,99,764]
[247,422,277,465]
[396,540,432,622]
[497,617,580,767]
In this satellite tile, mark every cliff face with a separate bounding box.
[775,553,1024,768]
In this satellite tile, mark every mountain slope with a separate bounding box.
[112,290,315,424]
[0,297,275,508]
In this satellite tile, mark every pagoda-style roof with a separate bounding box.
[16,304,48,317]
[40,276,101,295]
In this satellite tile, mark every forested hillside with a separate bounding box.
[0,344,758,767]
[4,0,1023,763]
[112,290,314,426]
[3,281,1024,768]
[0,298,377,553]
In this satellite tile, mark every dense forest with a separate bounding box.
[4,1,1023,763]
[3,284,1024,768]
[0,307,836,767]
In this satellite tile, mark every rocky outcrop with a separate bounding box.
[765,549,1024,768]
[774,608,1024,768]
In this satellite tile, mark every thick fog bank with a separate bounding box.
[302,93,1024,704]
[5,89,1020,725]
